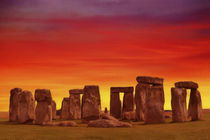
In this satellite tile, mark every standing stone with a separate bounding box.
[60,98,70,120]
[171,88,187,122]
[17,90,35,123]
[9,88,22,122]
[82,85,101,121]
[144,86,165,124]
[69,94,81,120]
[35,89,52,125]
[110,92,121,118]
[52,100,56,120]
[135,84,149,121]
[104,107,108,114]
[188,89,202,121]
[123,92,134,112]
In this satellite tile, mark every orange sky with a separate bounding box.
[1,1,210,111]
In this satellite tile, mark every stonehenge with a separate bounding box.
[82,85,101,121]
[172,81,202,121]
[35,89,53,125]
[110,87,134,120]
[8,77,203,127]
[69,89,83,120]
[60,98,70,120]
[135,76,165,124]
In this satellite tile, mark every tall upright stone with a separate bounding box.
[144,86,165,124]
[135,84,149,121]
[110,92,121,118]
[188,89,202,121]
[51,100,56,120]
[35,89,52,125]
[9,88,22,121]
[17,90,35,123]
[171,88,187,122]
[82,85,101,121]
[60,98,70,120]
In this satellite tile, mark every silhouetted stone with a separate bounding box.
[111,87,133,93]
[56,109,61,116]
[145,86,165,124]
[52,100,56,120]
[88,119,132,128]
[35,89,52,125]
[69,94,81,120]
[136,76,163,85]
[188,89,202,121]
[60,98,70,120]
[9,88,22,122]
[17,90,35,123]
[122,111,136,120]
[135,84,149,121]
[82,85,101,121]
[104,107,108,114]
[171,88,187,122]
[110,92,121,118]
[175,81,198,89]
[123,92,134,112]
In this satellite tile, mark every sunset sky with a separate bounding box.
[0,0,210,111]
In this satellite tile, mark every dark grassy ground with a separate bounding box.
[0,113,210,140]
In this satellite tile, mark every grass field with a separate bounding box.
[0,113,210,140]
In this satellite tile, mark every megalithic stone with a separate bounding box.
[171,88,187,122]
[135,84,149,121]
[51,100,56,120]
[144,86,165,124]
[82,85,101,121]
[110,92,121,118]
[17,90,35,123]
[123,92,134,112]
[35,89,52,125]
[60,98,70,120]
[69,94,81,120]
[188,89,202,121]
[9,88,22,122]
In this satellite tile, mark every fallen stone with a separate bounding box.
[60,98,70,120]
[171,88,188,122]
[175,81,198,89]
[82,85,101,121]
[51,100,56,120]
[188,89,202,121]
[136,76,163,85]
[9,88,22,122]
[144,86,165,124]
[43,121,78,127]
[100,112,119,121]
[69,94,81,120]
[88,119,132,128]
[17,90,35,123]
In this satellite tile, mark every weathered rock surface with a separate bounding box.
[188,89,202,121]
[35,89,52,104]
[17,90,35,123]
[122,111,136,120]
[123,92,134,112]
[88,119,132,128]
[69,94,81,120]
[9,88,22,122]
[111,87,133,93]
[175,81,198,89]
[60,98,70,120]
[110,92,121,118]
[144,86,165,124]
[51,100,56,120]
[136,76,163,85]
[100,112,119,121]
[171,88,187,122]
[135,84,149,121]
[35,89,52,125]
[82,86,101,121]
[43,121,78,127]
